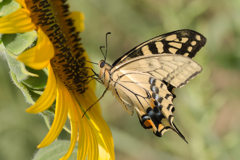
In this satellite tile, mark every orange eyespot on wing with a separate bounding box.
[144,119,154,129]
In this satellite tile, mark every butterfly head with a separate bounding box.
[99,60,106,68]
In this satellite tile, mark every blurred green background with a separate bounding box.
[1,0,240,159]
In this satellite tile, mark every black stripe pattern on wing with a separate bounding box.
[112,29,206,66]
[139,77,186,141]
[138,77,176,135]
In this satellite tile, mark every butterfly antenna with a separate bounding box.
[100,46,106,60]
[105,32,111,61]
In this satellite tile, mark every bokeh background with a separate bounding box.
[1,0,240,159]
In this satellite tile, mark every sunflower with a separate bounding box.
[0,0,114,159]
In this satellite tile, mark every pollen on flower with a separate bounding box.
[25,0,88,93]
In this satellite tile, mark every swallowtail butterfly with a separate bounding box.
[98,29,206,142]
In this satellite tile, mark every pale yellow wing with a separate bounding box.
[113,88,135,116]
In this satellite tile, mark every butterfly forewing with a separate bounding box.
[112,29,206,66]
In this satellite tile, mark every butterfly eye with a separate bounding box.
[100,61,105,68]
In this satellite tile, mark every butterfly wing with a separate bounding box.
[110,54,201,141]
[112,29,206,66]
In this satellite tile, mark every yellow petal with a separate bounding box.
[26,64,57,113]
[87,124,99,160]
[98,144,111,160]
[17,48,50,70]
[77,119,88,160]
[74,90,115,160]
[71,96,88,160]
[76,87,101,115]
[88,110,114,159]
[17,28,54,70]
[71,93,100,160]
[69,12,85,32]
[0,9,35,33]
[37,76,69,148]
[60,98,78,160]
[73,95,112,159]
[35,28,55,62]
[14,0,27,8]
[89,116,114,160]
[69,92,88,160]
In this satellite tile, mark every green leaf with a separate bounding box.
[0,31,40,82]
[4,47,29,80]
[10,70,35,104]
[1,42,40,82]
[0,0,20,17]
[2,31,37,55]
[4,49,39,81]
[33,141,78,160]
[22,66,48,89]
